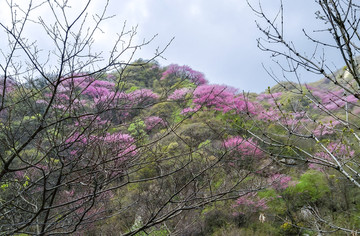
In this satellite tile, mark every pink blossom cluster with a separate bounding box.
[36,99,48,104]
[40,90,89,111]
[0,77,16,95]
[307,86,358,111]
[234,192,268,211]
[280,116,302,127]
[191,84,256,114]
[64,131,137,160]
[92,91,122,105]
[257,108,281,121]
[256,92,282,110]
[308,163,324,171]
[257,92,282,106]
[144,116,166,130]
[168,88,192,101]
[268,174,292,190]
[315,142,354,161]
[352,106,360,114]
[180,105,201,115]
[223,136,263,159]
[101,132,137,158]
[65,132,89,145]
[257,107,309,128]
[310,142,354,170]
[40,75,119,110]
[90,80,116,88]
[151,65,159,70]
[55,93,70,100]
[160,64,208,85]
[59,75,116,100]
[74,116,108,127]
[82,85,113,98]
[91,89,159,115]
[313,120,340,136]
[128,88,159,100]
[257,92,282,100]
[60,74,94,88]
[282,111,308,128]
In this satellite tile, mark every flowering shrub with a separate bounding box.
[223,136,263,159]
[101,132,137,157]
[321,142,353,159]
[0,77,16,95]
[307,85,358,111]
[233,192,268,212]
[308,142,354,171]
[312,120,340,136]
[144,116,166,130]
[257,92,283,101]
[168,88,192,101]
[129,88,159,100]
[180,105,201,115]
[257,92,282,106]
[160,64,208,85]
[191,84,256,114]
[257,107,281,121]
[268,174,292,191]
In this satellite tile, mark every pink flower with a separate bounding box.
[234,192,268,211]
[168,88,192,100]
[0,77,16,95]
[306,85,358,111]
[223,136,263,159]
[65,132,88,145]
[181,105,201,114]
[269,174,292,190]
[315,142,354,161]
[161,64,208,85]
[192,84,256,114]
[257,108,280,121]
[144,116,166,130]
[313,120,340,136]
[257,92,282,101]
[310,142,355,170]
[102,132,137,157]
[129,89,159,100]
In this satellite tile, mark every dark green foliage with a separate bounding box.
[121,59,162,89]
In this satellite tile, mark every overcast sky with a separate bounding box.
[0,0,341,93]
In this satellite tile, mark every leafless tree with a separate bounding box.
[245,0,360,233]
[247,0,360,187]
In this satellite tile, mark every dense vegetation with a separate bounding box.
[1,0,360,235]
[1,59,359,235]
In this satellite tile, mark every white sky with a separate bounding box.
[0,0,343,92]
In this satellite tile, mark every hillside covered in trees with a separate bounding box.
[2,0,360,235]
[1,59,359,235]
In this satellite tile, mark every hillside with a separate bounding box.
[1,59,359,235]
